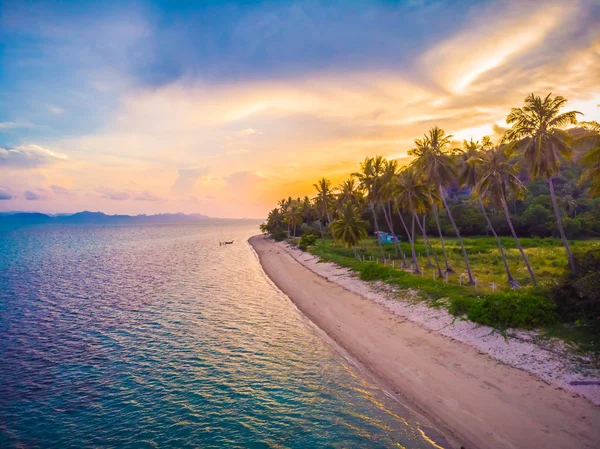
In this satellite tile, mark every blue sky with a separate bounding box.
[1,0,599,217]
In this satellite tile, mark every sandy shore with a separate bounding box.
[249,235,600,449]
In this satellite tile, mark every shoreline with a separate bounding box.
[249,234,600,449]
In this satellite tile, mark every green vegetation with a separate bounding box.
[260,93,600,348]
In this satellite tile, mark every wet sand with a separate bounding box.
[249,234,600,449]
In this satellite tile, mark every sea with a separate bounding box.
[0,220,444,448]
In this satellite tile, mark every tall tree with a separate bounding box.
[459,138,518,286]
[410,126,475,284]
[476,145,536,285]
[579,119,600,198]
[353,156,386,257]
[504,93,581,272]
[329,201,369,258]
[394,167,430,273]
[313,178,335,228]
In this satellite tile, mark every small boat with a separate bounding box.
[220,240,234,245]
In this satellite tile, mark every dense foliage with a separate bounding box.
[260,94,600,334]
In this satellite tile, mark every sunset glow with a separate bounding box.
[1,0,599,218]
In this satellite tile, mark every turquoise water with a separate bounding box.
[0,221,445,448]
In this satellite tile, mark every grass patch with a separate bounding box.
[307,236,600,352]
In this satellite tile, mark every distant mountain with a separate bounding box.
[0,211,212,226]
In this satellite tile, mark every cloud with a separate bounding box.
[419,1,572,94]
[0,145,67,169]
[239,128,263,136]
[50,185,75,196]
[96,188,132,201]
[47,105,64,115]
[223,171,266,187]
[0,121,35,129]
[170,167,209,193]
[0,187,15,200]
[24,188,51,200]
[134,190,162,202]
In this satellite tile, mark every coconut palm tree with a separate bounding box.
[379,158,406,260]
[409,126,475,284]
[579,119,600,198]
[284,200,303,237]
[313,178,335,225]
[329,201,369,257]
[476,145,536,285]
[459,138,518,287]
[353,156,386,257]
[504,93,581,272]
[394,167,431,273]
[336,178,362,208]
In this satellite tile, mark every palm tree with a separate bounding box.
[261,208,285,237]
[329,201,369,257]
[394,167,431,273]
[459,138,518,287]
[313,178,335,225]
[284,200,303,237]
[476,145,536,285]
[579,119,600,198]
[380,158,405,260]
[504,93,581,272]
[336,178,362,208]
[353,156,386,257]
[409,126,475,284]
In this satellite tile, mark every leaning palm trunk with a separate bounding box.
[500,198,536,285]
[415,213,443,278]
[478,198,518,287]
[421,214,434,268]
[370,202,385,257]
[395,206,419,273]
[548,177,576,273]
[381,202,399,258]
[410,215,420,273]
[439,185,475,285]
[433,205,453,274]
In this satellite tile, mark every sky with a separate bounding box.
[1,0,599,218]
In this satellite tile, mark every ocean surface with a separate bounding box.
[0,221,443,448]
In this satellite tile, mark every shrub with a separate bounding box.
[551,249,600,328]
[466,291,558,329]
[271,229,288,241]
[359,263,391,281]
[298,233,318,251]
[449,296,472,316]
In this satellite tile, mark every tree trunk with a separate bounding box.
[548,177,576,273]
[439,185,474,284]
[318,220,324,239]
[410,215,420,273]
[421,214,434,268]
[415,213,443,278]
[370,202,385,257]
[500,198,536,285]
[353,246,357,259]
[479,198,517,287]
[396,207,419,273]
[433,205,453,274]
[381,202,399,258]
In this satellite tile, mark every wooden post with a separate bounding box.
[392,261,395,269]
[459,274,462,286]
[445,272,448,284]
